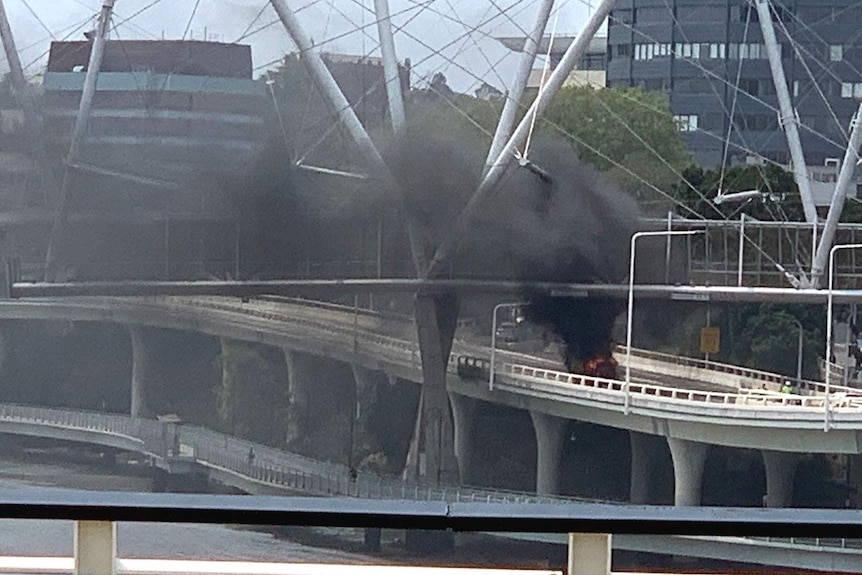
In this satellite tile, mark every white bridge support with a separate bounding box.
[373,0,406,134]
[811,101,862,285]
[269,0,461,489]
[426,0,617,278]
[667,438,709,506]
[762,450,799,508]
[568,533,612,575]
[267,0,425,272]
[45,0,115,281]
[754,0,817,224]
[448,392,477,483]
[129,326,163,419]
[485,0,554,171]
[530,411,567,496]
[74,521,116,575]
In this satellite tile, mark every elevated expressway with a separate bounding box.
[0,294,857,457]
[0,296,859,569]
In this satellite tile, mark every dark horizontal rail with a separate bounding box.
[2,490,862,537]
[13,279,862,304]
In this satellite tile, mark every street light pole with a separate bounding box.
[490,302,525,391]
[626,230,702,414]
[791,318,803,385]
[826,244,862,430]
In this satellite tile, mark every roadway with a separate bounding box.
[0,295,859,454]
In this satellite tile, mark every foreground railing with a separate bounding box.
[1,490,861,575]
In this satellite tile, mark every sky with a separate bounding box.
[2,0,597,93]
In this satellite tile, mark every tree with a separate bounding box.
[725,303,823,380]
[542,85,691,209]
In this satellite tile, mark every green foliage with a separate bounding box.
[215,340,289,445]
[672,164,802,220]
[542,86,691,205]
[724,303,823,379]
[402,90,500,147]
[837,199,862,223]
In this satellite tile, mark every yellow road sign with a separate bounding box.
[700,326,720,355]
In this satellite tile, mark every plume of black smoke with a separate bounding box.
[376,130,640,364]
[234,113,639,364]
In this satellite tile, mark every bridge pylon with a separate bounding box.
[404,292,460,485]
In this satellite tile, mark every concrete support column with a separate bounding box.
[405,292,460,485]
[761,450,799,508]
[530,411,567,496]
[283,349,314,448]
[630,431,662,504]
[567,533,611,575]
[129,325,163,418]
[448,392,476,483]
[74,520,116,575]
[350,364,385,466]
[667,437,709,506]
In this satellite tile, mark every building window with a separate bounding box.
[709,43,726,59]
[793,80,799,97]
[674,114,699,132]
[841,82,862,99]
[830,45,843,61]
[616,44,631,57]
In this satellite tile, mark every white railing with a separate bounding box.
[500,364,862,412]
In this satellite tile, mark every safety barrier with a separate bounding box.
[500,364,862,412]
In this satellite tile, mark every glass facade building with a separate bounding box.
[606,0,862,171]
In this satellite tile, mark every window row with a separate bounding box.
[609,4,796,26]
[630,42,779,61]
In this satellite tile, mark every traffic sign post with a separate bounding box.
[700,326,720,356]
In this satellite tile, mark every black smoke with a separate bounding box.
[232,103,640,363]
[374,130,640,365]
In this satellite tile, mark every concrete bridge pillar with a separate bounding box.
[349,364,386,466]
[530,411,567,496]
[629,431,662,504]
[282,349,313,448]
[404,292,459,485]
[667,438,709,506]
[448,392,476,483]
[129,325,164,418]
[761,450,799,508]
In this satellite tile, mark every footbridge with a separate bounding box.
[1,401,861,573]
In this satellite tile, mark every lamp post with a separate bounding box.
[626,230,702,414]
[825,243,862,431]
[790,318,804,385]
[490,302,526,391]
